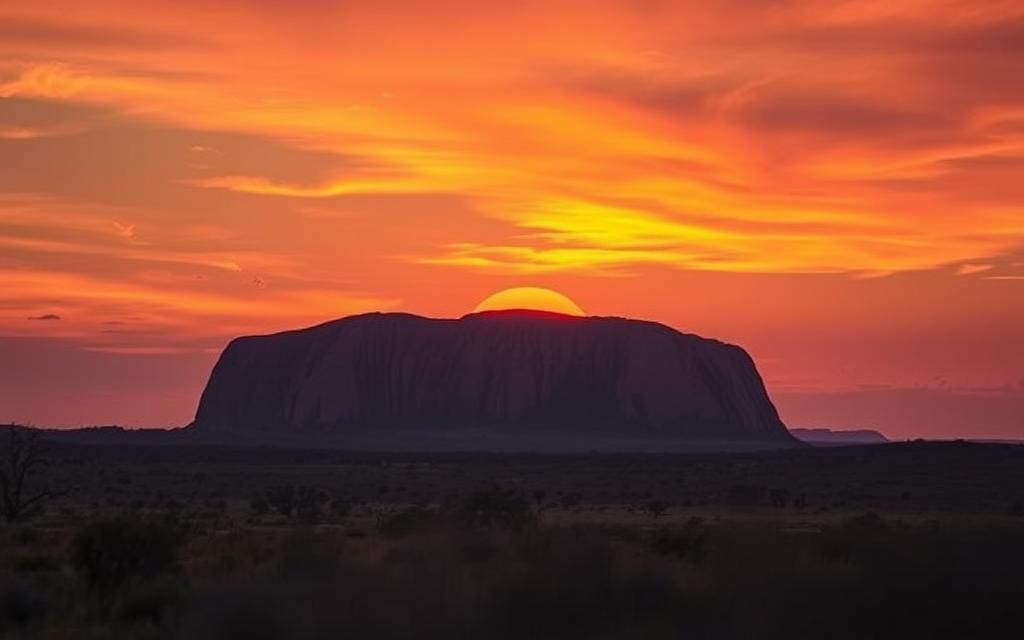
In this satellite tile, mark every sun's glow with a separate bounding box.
[472,287,586,316]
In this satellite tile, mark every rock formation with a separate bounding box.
[192,310,794,443]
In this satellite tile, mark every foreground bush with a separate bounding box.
[457,487,536,530]
[71,518,186,591]
[1,513,1020,638]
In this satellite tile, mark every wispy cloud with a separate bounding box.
[1,3,1021,279]
[956,263,995,276]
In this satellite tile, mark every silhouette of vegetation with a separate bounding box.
[651,530,705,562]
[0,439,1021,637]
[71,518,186,591]
[725,483,765,507]
[644,499,669,518]
[263,485,297,517]
[458,487,536,529]
[769,487,791,507]
[294,486,329,522]
[0,429,65,523]
[377,506,442,538]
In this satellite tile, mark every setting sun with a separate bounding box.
[472,287,586,316]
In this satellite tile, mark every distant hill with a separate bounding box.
[790,427,889,446]
[191,310,798,449]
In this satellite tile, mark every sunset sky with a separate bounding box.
[2,1,1022,438]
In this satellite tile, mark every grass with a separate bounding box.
[1,439,1023,638]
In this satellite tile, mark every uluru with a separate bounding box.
[191,310,796,447]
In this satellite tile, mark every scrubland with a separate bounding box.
[2,437,1023,638]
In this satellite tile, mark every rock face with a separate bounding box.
[193,311,793,442]
[790,428,889,446]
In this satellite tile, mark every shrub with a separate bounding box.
[559,493,582,510]
[256,485,329,521]
[12,552,59,574]
[70,518,186,591]
[249,495,270,517]
[329,496,352,521]
[645,500,669,519]
[820,512,888,561]
[725,484,765,507]
[377,506,442,538]
[651,531,705,562]
[264,485,297,518]
[115,575,190,624]
[458,487,536,530]
[0,579,48,634]
[295,486,329,523]
[769,488,791,508]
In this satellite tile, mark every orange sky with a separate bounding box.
[1,1,1023,438]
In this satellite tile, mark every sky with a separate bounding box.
[1,0,1022,439]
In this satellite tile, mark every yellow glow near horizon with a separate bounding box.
[472,287,586,316]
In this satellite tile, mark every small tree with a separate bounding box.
[1,429,64,523]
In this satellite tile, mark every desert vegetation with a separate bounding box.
[1,431,1023,638]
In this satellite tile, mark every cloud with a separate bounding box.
[0,4,1021,281]
[956,263,994,276]
[112,221,136,239]
[27,313,61,321]
[0,17,204,51]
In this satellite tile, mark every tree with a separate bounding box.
[1,429,64,523]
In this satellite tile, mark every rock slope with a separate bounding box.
[192,311,794,442]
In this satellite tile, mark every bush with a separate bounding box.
[377,506,442,538]
[820,512,889,562]
[0,579,48,633]
[70,518,186,591]
[651,530,705,562]
[330,496,352,521]
[295,486,329,523]
[488,528,685,639]
[645,500,669,518]
[264,485,297,518]
[249,495,270,517]
[115,575,190,624]
[458,487,536,530]
[12,552,60,574]
[256,485,330,522]
[725,484,765,507]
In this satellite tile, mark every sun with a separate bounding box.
[472,287,586,316]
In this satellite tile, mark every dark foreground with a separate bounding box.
[3,435,1024,638]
